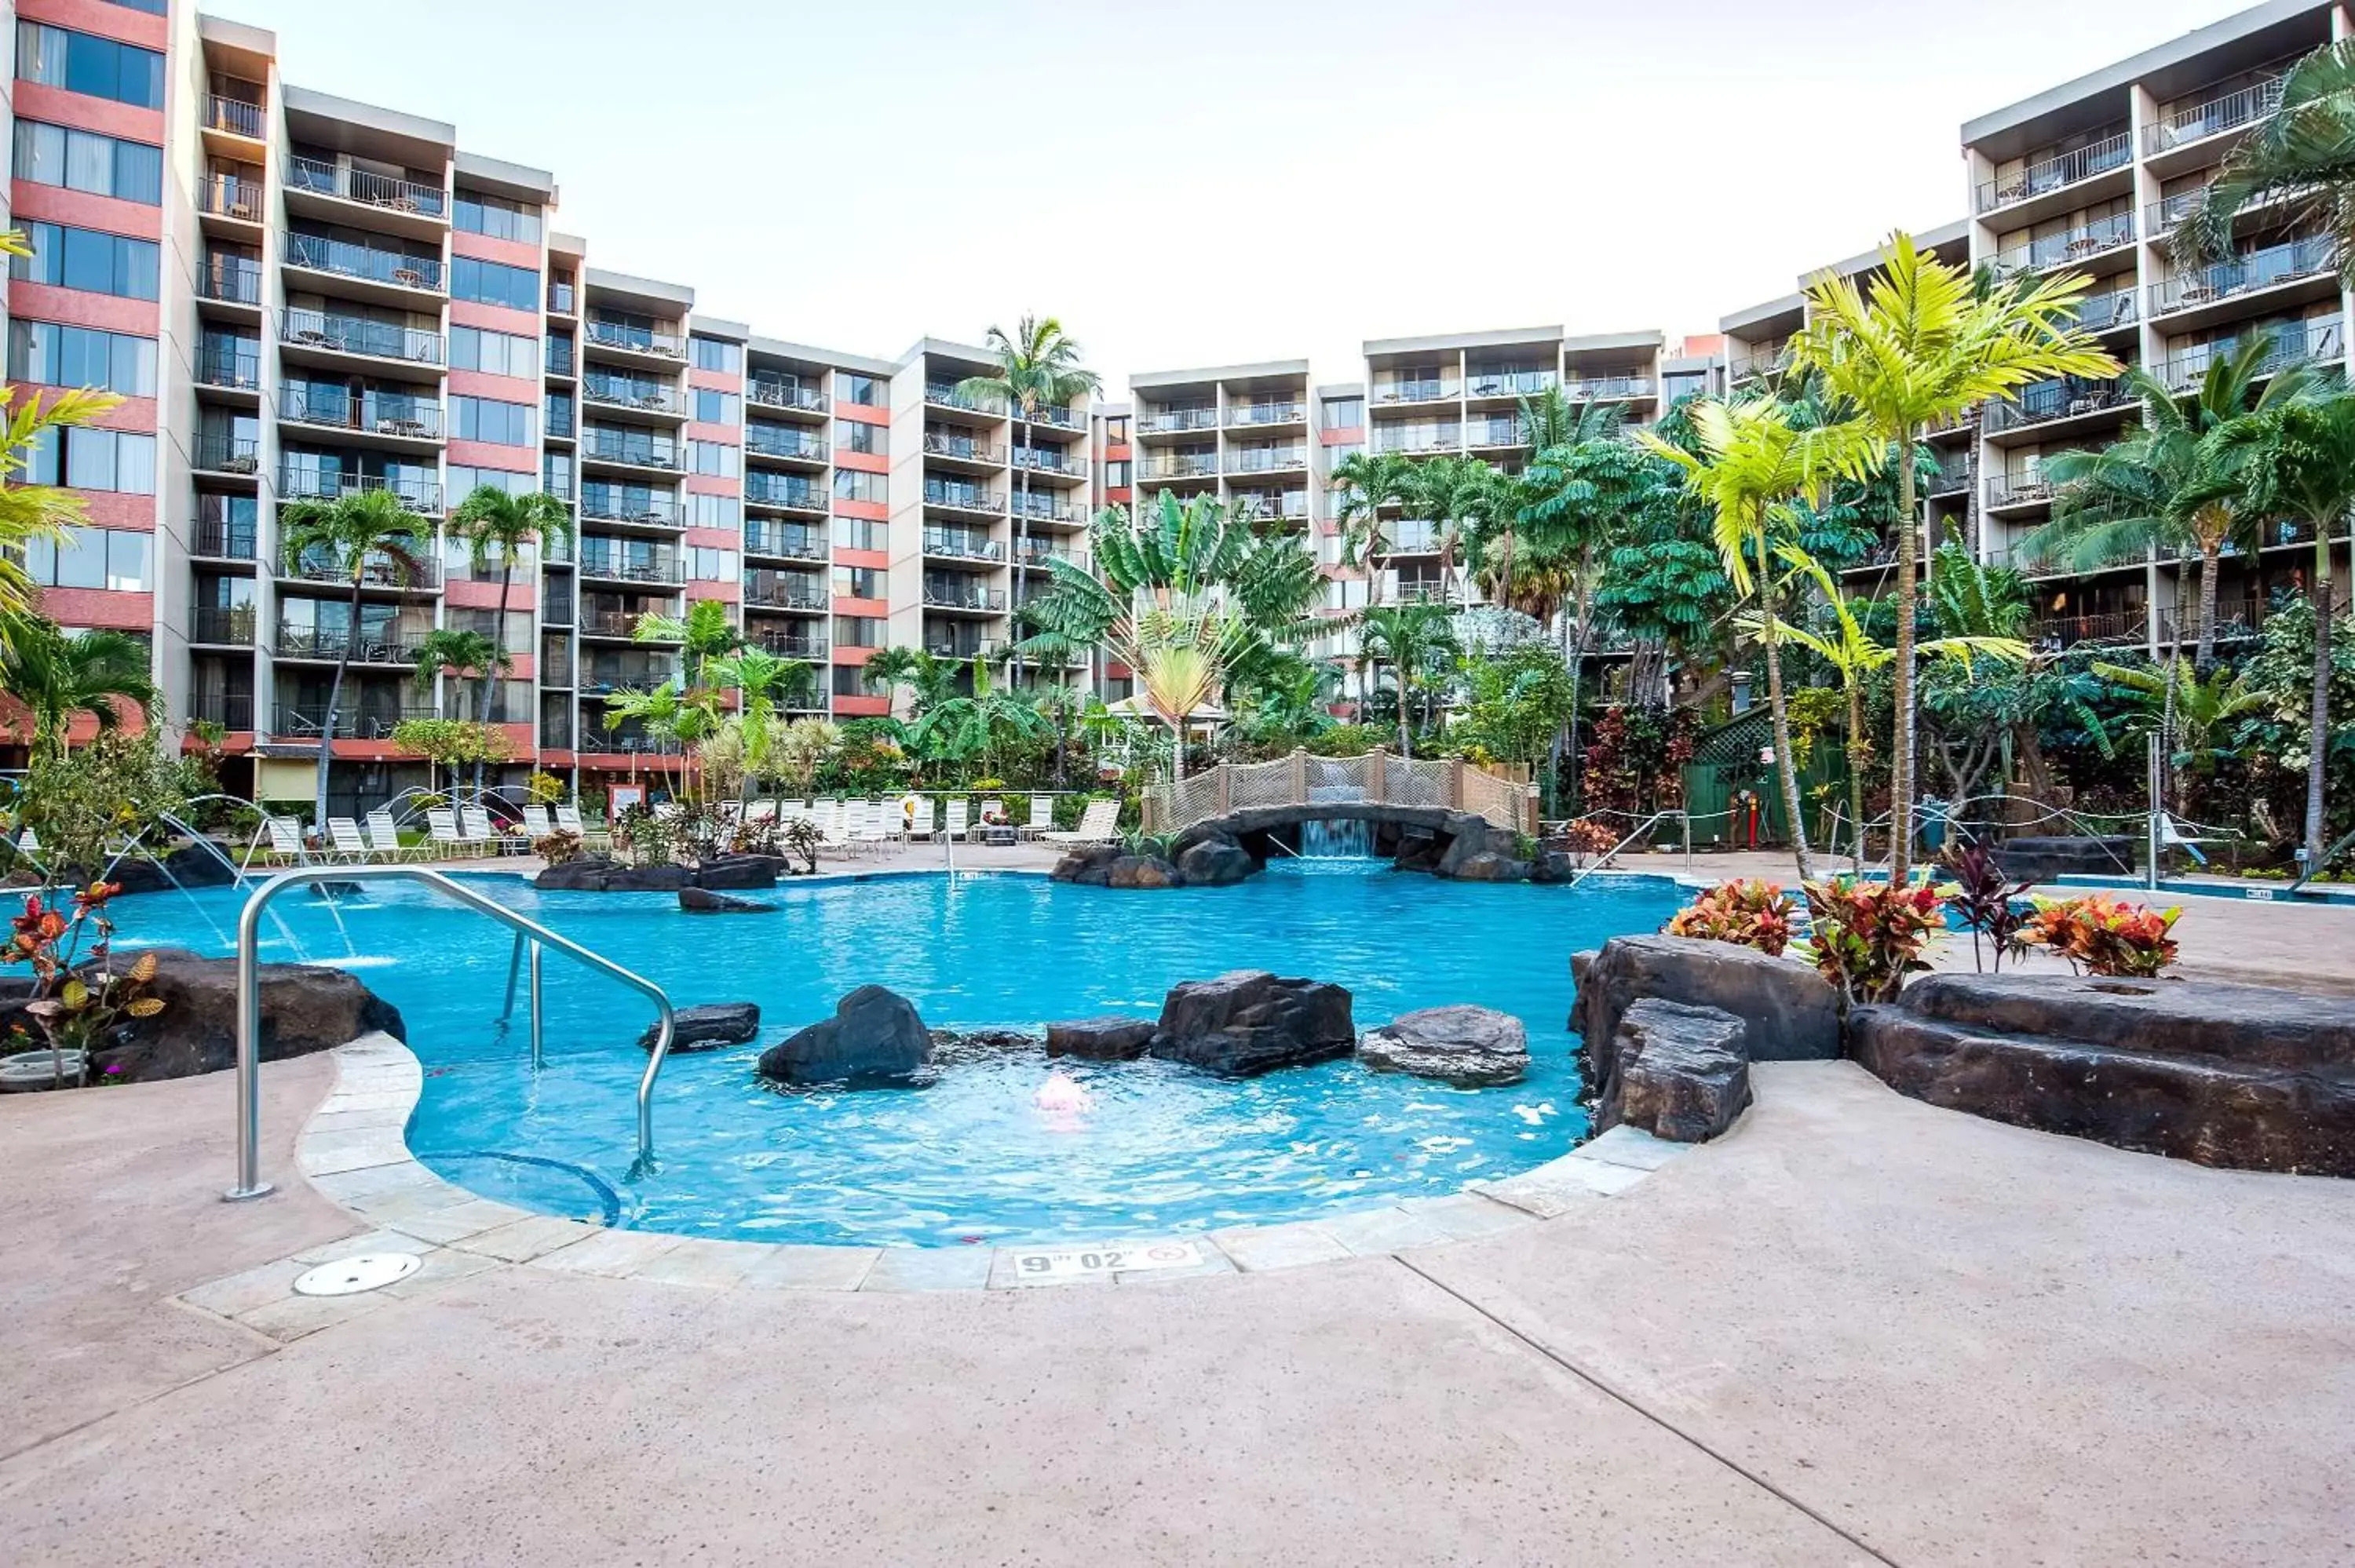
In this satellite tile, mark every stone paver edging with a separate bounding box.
[173,1031,1692,1336]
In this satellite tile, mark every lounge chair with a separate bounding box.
[943,797,970,844]
[265,815,309,865]
[15,826,38,857]
[325,817,371,862]
[426,808,465,859]
[904,797,937,843]
[1043,800,1120,845]
[364,811,411,862]
[852,800,895,857]
[1024,796,1053,840]
[517,804,554,841]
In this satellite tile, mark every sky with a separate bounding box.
[215,0,2244,389]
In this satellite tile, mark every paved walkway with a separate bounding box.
[3,1053,2350,1565]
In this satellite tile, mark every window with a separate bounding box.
[449,324,539,379]
[687,547,739,581]
[452,188,542,245]
[447,465,536,500]
[1322,396,1364,428]
[692,336,743,374]
[10,221,159,300]
[691,387,741,426]
[24,526,152,589]
[21,426,155,494]
[831,665,871,698]
[687,493,740,529]
[836,418,886,456]
[8,322,155,396]
[832,566,884,600]
[831,516,885,552]
[13,122,162,205]
[16,24,165,109]
[1101,415,1129,443]
[452,395,535,447]
[832,469,885,505]
[450,255,539,311]
[834,615,883,648]
[688,440,739,478]
[1101,459,1131,489]
[840,373,885,407]
[542,453,573,500]
[104,0,172,12]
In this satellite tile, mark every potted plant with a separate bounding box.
[0,882,166,1090]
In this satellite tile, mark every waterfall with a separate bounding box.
[1300,819,1375,859]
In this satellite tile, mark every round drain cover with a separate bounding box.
[293,1253,422,1296]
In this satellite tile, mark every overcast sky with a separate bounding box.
[219,0,2240,388]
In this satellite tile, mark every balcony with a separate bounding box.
[270,704,437,742]
[925,529,1005,562]
[547,279,577,315]
[2072,287,2139,334]
[1032,403,1083,432]
[1384,521,1442,553]
[539,716,573,749]
[579,611,665,642]
[187,691,256,731]
[1011,494,1083,525]
[197,344,262,392]
[281,308,445,368]
[277,465,443,516]
[2146,76,2285,157]
[545,398,575,439]
[1563,376,1655,402]
[1226,401,1306,428]
[1372,378,1459,406]
[1986,472,2054,509]
[576,551,684,585]
[923,480,1002,514]
[1225,446,1306,475]
[1729,348,1789,384]
[192,512,258,560]
[749,632,827,659]
[580,430,681,471]
[1983,374,2137,436]
[542,595,575,627]
[190,607,256,646]
[925,381,1003,417]
[1975,133,2132,215]
[2032,609,2148,650]
[1466,370,1557,400]
[2152,235,2338,319]
[288,156,447,218]
[749,380,828,414]
[1139,407,1219,436]
[546,340,575,378]
[744,425,829,463]
[205,94,265,140]
[200,254,262,306]
[2154,317,2344,394]
[580,491,684,527]
[743,522,828,561]
[742,579,827,612]
[1467,420,1524,450]
[1015,540,1084,570]
[1371,426,1461,456]
[279,385,444,440]
[582,720,685,755]
[582,321,688,365]
[1393,581,1449,604]
[271,627,427,666]
[924,585,1008,613]
[1137,453,1218,481]
[1013,445,1086,477]
[277,552,442,591]
[582,376,686,417]
[923,430,1005,464]
[193,435,261,476]
[1231,491,1309,523]
[1989,211,2136,278]
[199,172,264,223]
[283,230,444,294]
[743,475,826,512]
[1926,462,1973,500]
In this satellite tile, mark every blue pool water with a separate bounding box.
[118,863,1685,1246]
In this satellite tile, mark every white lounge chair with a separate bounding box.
[1024,796,1053,840]
[427,808,464,859]
[265,815,309,865]
[1043,800,1120,845]
[364,810,411,862]
[904,797,937,842]
[518,804,554,841]
[851,800,894,856]
[943,797,969,844]
[325,817,370,862]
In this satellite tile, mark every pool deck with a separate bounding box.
[5,1039,2353,1564]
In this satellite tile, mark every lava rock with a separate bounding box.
[1051,845,1121,887]
[534,854,619,891]
[1105,855,1182,890]
[694,854,780,891]
[1433,816,1530,881]
[1045,1016,1157,1061]
[929,1027,1041,1064]
[640,1001,761,1053]
[1148,969,1355,1078]
[757,985,932,1086]
[1356,1005,1529,1087]
[1445,851,1532,882]
[101,948,405,1081]
[1175,835,1255,887]
[677,887,772,913]
[1391,831,1447,873]
[1604,998,1751,1143]
[1572,936,1841,1103]
[107,842,240,894]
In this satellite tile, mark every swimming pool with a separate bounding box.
[119,863,1685,1246]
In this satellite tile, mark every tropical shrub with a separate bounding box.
[2,881,164,1080]
[1938,843,2033,972]
[1305,724,1382,758]
[780,816,823,873]
[1798,877,1944,1006]
[2021,893,2182,978]
[531,829,584,866]
[19,728,185,881]
[1663,878,1797,957]
[527,770,566,807]
[1559,818,1620,860]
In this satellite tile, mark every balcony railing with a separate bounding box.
[2155,317,2345,394]
[1012,445,1085,476]
[749,380,828,414]
[277,466,443,515]
[200,253,263,305]
[1987,472,2055,509]
[1730,348,1790,383]
[2146,76,2286,155]
[582,377,685,415]
[1466,370,1556,399]
[199,172,263,222]
[542,595,575,627]
[580,492,684,527]
[186,691,256,731]
[576,552,684,585]
[1010,494,1084,524]
[205,94,265,139]
[1227,401,1306,426]
[539,717,574,749]
[925,529,1004,561]
[583,320,686,360]
[742,580,827,611]
[288,156,446,217]
[1033,403,1083,431]
[198,345,262,391]
[547,280,577,315]
[743,523,827,560]
[923,430,1004,463]
[925,381,1003,415]
[580,431,681,469]
[545,399,575,439]
[277,552,441,590]
[581,720,685,754]
[1015,541,1084,569]
[283,230,444,292]
[271,628,428,665]
[192,512,257,560]
[546,339,576,377]
[1371,427,1461,455]
[924,585,1008,612]
[279,385,444,439]
[1139,407,1218,434]
[745,426,829,461]
[1231,492,1310,522]
[281,308,445,366]
[1984,374,2136,433]
[190,607,256,646]
[2072,287,2139,334]
[749,633,827,658]
[193,435,261,475]
[1990,211,2136,277]
[579,611,663,640]
[743,476,826,511]
[1563,376,1656,402]
[1926,463,1973,499]
[270,703,436,741]
[1393,581,1450,604]
[1138,453,1219,480]
[2151,235,2338,315]
[1976,132,2132,213]
[2032,610,2148,650]
[924,480,1002,512]
[1467,421,1524,448]
[1225,446,1306,473]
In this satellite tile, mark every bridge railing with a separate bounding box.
[1143,747,1535,836]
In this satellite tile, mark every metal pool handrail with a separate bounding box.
[225,866,677,1202]
[1567,809,1691,888]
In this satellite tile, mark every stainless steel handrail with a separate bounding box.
[225,866,677,1202]
[1566,809,1690,888]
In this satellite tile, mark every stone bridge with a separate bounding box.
[1143,749,1535,839]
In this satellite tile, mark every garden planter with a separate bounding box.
[0,1048,86,1091]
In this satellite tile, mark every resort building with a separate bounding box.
[5,0,2350,809]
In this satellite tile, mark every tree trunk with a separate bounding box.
[1012,414,1030,689]
[475,556,514,797]
[1758,529,1816,883]
[1564,544,1595,811]
[1846,678,1868,870]
[2306,533,2335,864]
[1889,428,1920,881]
[2196,537,2222,673]
[314,578,363,829]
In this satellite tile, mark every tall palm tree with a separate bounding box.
[278,487,423,826]
[2182,42,2355,285]
[2229,391,2355,864]
[1788,231,2118,880]
[1328,450,1413,608]
[1514,396,1646,777]
[908,656,1048,783]
[956,315,1103,687]
[1354,602,1459,758]
[0,618,160,753]
[1397,454,1506,610]
[633,596,741,685]
[448,483,571,742]
[410,627,509,722]
[1643,399,1871,881]
[2025,337,2313,669]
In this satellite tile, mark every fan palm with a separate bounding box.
[2182,42,2355,286]
[0,618,160,753]
[278,487,424,826]
[448,484,571,737]
[908,657,1049,782]
[2025,337,2313,669]
[1788,230,2119,878]
[1354,602,1459,758]
[1642,399,1874,881]
[956,315,1102,686]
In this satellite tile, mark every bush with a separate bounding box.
[1938,843,2032,972]
[532,830,584,866]
[1798,877,1944,1007]
[2021,893,2181,978]
[1305,724,1382,758]
[527,771,565,807]
[1663,878,1797,957]
[780,817,823,873]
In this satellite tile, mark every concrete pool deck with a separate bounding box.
[5,1047,2353,1564]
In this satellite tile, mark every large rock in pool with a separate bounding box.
[1045,1016,1156,1061]
[1602,998,1751,1143]
[757,986,932,1086]
[1572,935,1840,1099]
[639,1001,760,1053]
[1433,815,1530,882]
[1175,835,1254,887]
[1356,1005,1528,1086]
[1148,970,1355,1078]
[1850,971,2355,1176]
[1051,845,1119,886]
[694,855,779,891]
[96,948,405,1081]
[1105,855,1181,890]
[677,887,772,913]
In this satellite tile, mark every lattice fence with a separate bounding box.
[1457,766,1524,830]
[1142,749,1528,834]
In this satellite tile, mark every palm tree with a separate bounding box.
[1354,603,1459,758]
[2091,657,2266,808]
[1397,454,1506,610]
[447,483,571,741]
[278,487,423,826]
[1755,548,2029,866]
[2182,42,2355,286]
[956,315,1103,687]
[1643,399,1871,881]
[2025,337,2312,669]
[411,628,508,720]
[2229,390,2355,864]
[633,596,741,685]
[1788,231,2118,880]
[704,646,810,797]
[908,657,1049,782]
[860,644,956,716]
[0,618,160,753]
[601,679,720,804]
